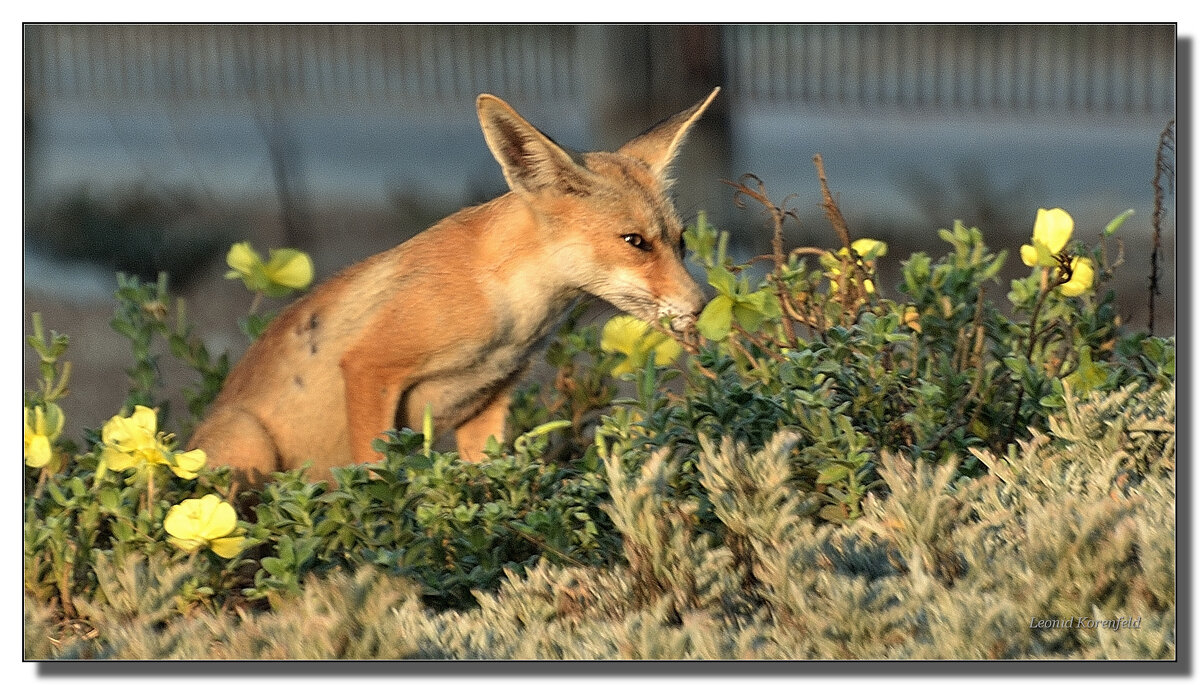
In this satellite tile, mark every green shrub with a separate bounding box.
[24,383,1174,659]
[24,168,1174,659]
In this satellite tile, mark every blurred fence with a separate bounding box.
[725,24,1176,116]
[24,24,1175,118]
[23,25,581,107]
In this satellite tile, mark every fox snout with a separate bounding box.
[657,280,706,333]
[611,294,703,334]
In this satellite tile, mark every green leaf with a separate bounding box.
[97,488,121,511]
[1103,209,1134,236]
[260,557,289,577]
[109,319,141,341]
[732,302,766,333]
[707,266,737,296]
[818,504,849,522]
[745,288,781,318]
[47,481,69,507]
[980,251,1007,280]
[111,519,134,542]
[817,464,851,485]
[1039,394,1066,409]
[696,295,734,341]
[1003,356,1029,375]
[1063,347,1109,395]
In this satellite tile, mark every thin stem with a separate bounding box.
[1009,264,1070,439]
[812,154,852,250]
[147,474,155,515]
[1149,118,1175,335]
[721,175,801,348]
[788,246,831,260]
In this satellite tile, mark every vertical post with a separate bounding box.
[577,25,734,227]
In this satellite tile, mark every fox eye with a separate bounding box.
[622,233,651,251]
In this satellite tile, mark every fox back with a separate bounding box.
[189,88,720,485]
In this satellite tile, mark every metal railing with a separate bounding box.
[24,24,581,107]
[25,24,1175,117]
[724,24,1176,117]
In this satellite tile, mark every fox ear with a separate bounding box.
[618,87,720,183]
[477,94,593,196]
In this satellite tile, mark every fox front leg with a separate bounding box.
[452,366,527,462]
[339,352,413,466]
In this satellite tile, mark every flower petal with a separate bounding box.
[209,535,246,559]
[601,315,645,355]
[1032,208,1073,254]
[264,249,314,290]
[129,406,158,436]
[164,499,200,540]
[169,465,200,480]
[649,335,682,366]
[101,414,129,446]
[142,447,170,466]
[226,241,260,276]
[1058,257,1095,297]
[101,445,141,471]
[168,449,207,479]
[1020,244,1039,267]
[167,535,203,553]
[196,495,238,539]
[850,238,888,260]
[609,357,637,377]
[25,435,53,468]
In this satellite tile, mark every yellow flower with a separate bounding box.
[225,241,259,278]
[902,306,922,334]
[849,238,888,260]
[1021,208,1074,267]
[164,495,245,558]
[24,404,64,469]
[100,405,161,472]
[601,315,683,377]
[265,249,314,290]
[225,242,314,297]
[166,449,207,480]
[825,238,888,295]
[1058,256,1095,297]
[99,405,206,479]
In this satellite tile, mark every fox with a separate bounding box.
[188,87,720,486]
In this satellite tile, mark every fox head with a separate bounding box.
[476,88,720,332]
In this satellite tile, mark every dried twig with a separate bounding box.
[722,173,799,270]
[722,174,802,348]
[1149,118,1175,335]
[812,154,852,250]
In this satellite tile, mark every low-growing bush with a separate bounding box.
[24,383,1174,659]
[24,164,1174,660]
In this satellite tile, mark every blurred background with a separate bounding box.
[23,24,1177,433]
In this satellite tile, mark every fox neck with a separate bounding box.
[470,193,587,337]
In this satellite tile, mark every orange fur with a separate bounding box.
[189,88,720,485]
